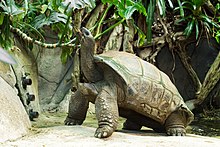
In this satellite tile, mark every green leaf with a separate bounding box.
[167,0,173,8]
[0,0,24,16]
[18,22,45,41]
[174,16,192,25]
[24,0,28,15]
[200,14,220,28]
[195,19,199,40]
[181,1,194,11]
[0,13,5,25]
[177,0,184,17]
[124,6,136,19]
[50,0,62,11]
[60,52,68,64]
[192,0,205,7]
[124,2,147,19]
[216,3,220,10]
[31,11,67,29]
[133,24,146,46]
[215,31,220,43]
[158,0,166,16]
[62,0,96,10]
[146,0,156,43]
[183,18,195,37]
[41,4,48,13]
[60,47,72,63]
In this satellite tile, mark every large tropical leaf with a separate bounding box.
[31,11,67,29]
[123,2,147,19]
[62,0,96,10]
[0,0,24,16]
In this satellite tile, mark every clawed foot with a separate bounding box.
[166,127,186,136]
[64,117,83,125]
[94,125,114,138]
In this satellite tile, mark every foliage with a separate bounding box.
[62,0,96,10]
[99,0,176,44]
[175,0,220,39]
[0,0,74,50]
[0,0,219,58]
[215,3,220,43]
[0,0,24,50]
[101,0,147,19]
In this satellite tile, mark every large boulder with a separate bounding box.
[0,76,31,143]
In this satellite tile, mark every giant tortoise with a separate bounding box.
[65,27,194,138]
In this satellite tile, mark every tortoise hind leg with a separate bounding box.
[123,119,142,130]
[165,110,187,136]
[64,89,89,125]
[119,108,165,133]
[95,86,119,138]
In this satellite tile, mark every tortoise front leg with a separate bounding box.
[94,87,119,138]
[65,89,89,125]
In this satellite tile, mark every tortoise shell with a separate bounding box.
[94,51,194,125]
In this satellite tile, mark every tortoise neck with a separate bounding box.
[80,42,102,82]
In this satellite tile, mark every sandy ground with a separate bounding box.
[1,113,220,147]
[2,126,220,147]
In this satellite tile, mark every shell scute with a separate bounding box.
[94,51,194,124]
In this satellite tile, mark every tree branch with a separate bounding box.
[196,51,220,104]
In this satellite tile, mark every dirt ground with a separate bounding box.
[2,113,220,147]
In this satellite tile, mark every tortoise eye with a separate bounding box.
[84,30,90,36]
[81,27,91,36]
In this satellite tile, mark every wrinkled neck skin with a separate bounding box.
[80,42,103,83]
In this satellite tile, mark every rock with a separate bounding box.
[0,76,31,143]
[0,62,16,87]
[12,40,41,114]
[3,126,220,146]
[32,44,74,112]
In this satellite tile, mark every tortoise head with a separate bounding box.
[80,27,95,48]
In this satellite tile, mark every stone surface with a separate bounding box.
[32,44,74,112]
[0,76,31,143]
[12,40,40,113]
[2,126,220,146]
[0,62,16,87]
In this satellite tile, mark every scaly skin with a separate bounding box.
[64,89,89,125]
[94,85,119,138]
[65,82,119,138]
[165,110,187,136]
